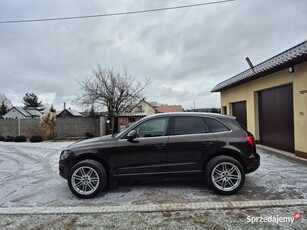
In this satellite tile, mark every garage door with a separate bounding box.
[232,101,247,130]
[258,84,294,152]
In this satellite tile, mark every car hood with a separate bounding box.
[67,135,117,151]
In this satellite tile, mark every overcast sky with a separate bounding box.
[0,0,306,111]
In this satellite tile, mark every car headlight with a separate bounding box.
[60,149,72,160]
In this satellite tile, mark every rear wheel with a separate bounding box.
[68,160,107,198]
[205,156,245,195]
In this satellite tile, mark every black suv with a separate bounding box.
[59,112,260,198]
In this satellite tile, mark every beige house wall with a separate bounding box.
[220,62,307,155]
[131,100,156,115]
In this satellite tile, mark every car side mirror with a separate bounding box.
[127,130,138,141]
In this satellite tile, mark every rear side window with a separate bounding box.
[172,116,209,135]
[205,118,230,133]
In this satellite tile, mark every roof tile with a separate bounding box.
[211,40,307,92]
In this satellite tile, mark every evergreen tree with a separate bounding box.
[23,93,43,107]
[50,105,56,113]
[0,102,7,116]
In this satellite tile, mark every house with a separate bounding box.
[130,99,157,115]
[117,99,183,131]
[3,106,42,119]
[56,108,83,118]
[155,105,184,113]
[211,40,307,158]
[130,99,184,114]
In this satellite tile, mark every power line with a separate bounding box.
[0,0,236,24]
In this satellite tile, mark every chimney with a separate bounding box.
[64,102,66,110]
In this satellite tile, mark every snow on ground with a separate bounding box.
[0,142,307,208]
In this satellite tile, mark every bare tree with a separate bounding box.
[77,65,150,133]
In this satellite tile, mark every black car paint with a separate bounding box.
[59,113,260,183]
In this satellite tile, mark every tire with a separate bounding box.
[205,156,245,195]
[68,160,107,199]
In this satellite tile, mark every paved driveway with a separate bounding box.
[1,141,306,229]
[0,141,307,208]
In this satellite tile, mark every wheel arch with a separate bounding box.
[72,154,112,178]
[203,150,247,173]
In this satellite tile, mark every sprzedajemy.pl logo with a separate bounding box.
[247,212,301,225]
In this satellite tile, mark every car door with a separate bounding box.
[114,117,170,177]
[167,116,218,175]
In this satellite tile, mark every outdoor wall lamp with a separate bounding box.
[288,66,295,73]
[299,90,307,94]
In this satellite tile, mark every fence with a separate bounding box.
[0,117,107,138]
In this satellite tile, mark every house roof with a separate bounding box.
[57,108,82,117]
[155,105,183,113]
[117,112,147,117]
[4,106,42,118]
[130,99,156,111]
[26,108,42,117]
[211,40,307,92]
[14,107,31,117]
[67,109,82,117]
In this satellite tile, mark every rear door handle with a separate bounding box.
[203,141,214,146]
[156,143,166,149]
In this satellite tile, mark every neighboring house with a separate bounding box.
[131,99,184,114]
[211,40,307,158]
[118,99,183,130]
[3,106,42,119]
[130,99,157,115]
[117,112,147,132]
[155,105,183,113]
[57,108,83,118]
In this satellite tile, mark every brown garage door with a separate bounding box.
[232,101,247,130]
[258,84,294,152]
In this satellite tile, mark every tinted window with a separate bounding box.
[205,118,230,133]
[172,116,208,135]
[136,117,168,137]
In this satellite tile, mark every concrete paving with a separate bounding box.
[0,142,306,229]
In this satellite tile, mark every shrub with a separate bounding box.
[85,132,95,139]
[4,136,15,142]
[30,135,43,143]
[15,135,27,142]
[0,135,4,141]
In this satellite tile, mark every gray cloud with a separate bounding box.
[0,0,306,111]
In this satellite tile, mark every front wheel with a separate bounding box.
[68,160,107,198]
[205,156,245,195]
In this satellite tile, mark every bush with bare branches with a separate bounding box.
[40,112,56,140]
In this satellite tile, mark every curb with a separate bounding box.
[257,145,307,163]
[1,199,306,215]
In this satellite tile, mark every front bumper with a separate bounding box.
[59,161,69,180]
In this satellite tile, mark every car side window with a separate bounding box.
[172,116,209,135]
[205,118,230,133]
[135,117,169,137]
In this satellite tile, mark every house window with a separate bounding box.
[128,118,136,123]
[137,105,143,112]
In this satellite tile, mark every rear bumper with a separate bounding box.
[246,152,260,174]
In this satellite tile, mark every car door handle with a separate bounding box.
[203,141,214,146]
[156,143,166,149]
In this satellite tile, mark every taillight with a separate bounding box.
[246,136,256,146]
